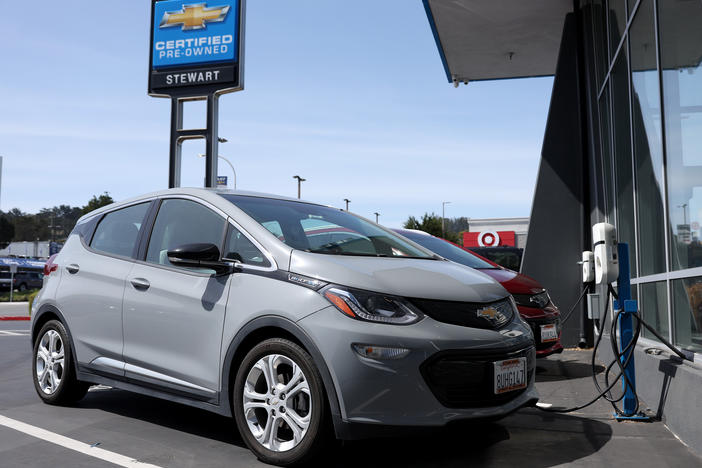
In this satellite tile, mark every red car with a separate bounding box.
[394,229,563,358]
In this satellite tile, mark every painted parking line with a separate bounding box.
[0,330,29,336]
[0,414,164,468]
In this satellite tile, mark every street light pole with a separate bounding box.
[678,203,689,225]
[344,198,351,211]
[374,212,380,223]
[198,153,236,189]
[442,201,451,238]
[293,175,306,199]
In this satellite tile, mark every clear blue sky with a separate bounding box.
[0,0,553,228]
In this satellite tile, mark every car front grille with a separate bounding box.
[420,345,535,408]
[410,297,514,330]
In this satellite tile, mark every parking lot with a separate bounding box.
[0,320,698,467]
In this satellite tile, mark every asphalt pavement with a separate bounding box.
[1,320,700,467]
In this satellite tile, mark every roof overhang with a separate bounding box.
[423,0,573,84]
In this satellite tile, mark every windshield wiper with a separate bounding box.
[307,250,438,259]
[307,250,388,257]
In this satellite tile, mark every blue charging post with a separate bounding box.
[613,242,650,421]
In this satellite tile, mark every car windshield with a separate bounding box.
[221,195,436,259]
[396,231,497,269]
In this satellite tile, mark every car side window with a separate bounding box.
[90,203,150,258]
[223,224,271,267]
[146,199,226,269]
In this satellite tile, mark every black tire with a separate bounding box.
[233,338,329,466]
[18,283,27,292]
[32,320,89,405]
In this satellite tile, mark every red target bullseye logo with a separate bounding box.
[478,231,500,247]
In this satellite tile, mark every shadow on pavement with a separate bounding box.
[77,389,247,448]
[77,388,613,468]
[535,355,604,382]
[325,411,612,468]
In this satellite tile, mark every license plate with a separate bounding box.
[540,323,559,343]
[493,357,527,394]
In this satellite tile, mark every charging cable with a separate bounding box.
[537,284,687,415]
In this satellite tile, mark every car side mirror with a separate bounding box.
[167,243,233,275]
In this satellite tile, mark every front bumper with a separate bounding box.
[518,305,563,357]
[298,306,538,431]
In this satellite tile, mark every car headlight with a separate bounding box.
[321,286,423,325]
[514,290,551,309]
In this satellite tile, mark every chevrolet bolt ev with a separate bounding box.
[393,229,563,357]
[31,189,537,466]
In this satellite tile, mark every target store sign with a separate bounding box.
[464,231,516,247]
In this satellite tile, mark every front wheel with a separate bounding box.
[32,320,89,404]
[233,338,329,466]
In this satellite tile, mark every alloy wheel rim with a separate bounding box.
[35,329,64,395]
[242,353,312,452]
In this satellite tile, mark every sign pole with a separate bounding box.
[149,0,245,189]
[169,97,183,188]
[205,94,220,188]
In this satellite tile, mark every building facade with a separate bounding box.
[585,0,702,357]
[424,0,702,454]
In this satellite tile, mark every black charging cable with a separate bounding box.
[537,284,688,414]
[558,286,590,326]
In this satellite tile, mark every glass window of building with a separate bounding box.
[599,84,615,222]
[672,277,702,352]
[608,0,627,59]
[591,0,609,86]
[611,46,637,275]
[630,0,666,276]
[640,281,669,341]
[660,0,702,271]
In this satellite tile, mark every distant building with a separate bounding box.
[463,217,529,249]
[0,241,61,259]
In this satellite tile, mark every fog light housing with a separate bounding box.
[352,344,410,360]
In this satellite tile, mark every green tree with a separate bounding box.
[83,192,114,214]
[403,212,461,243]
[0,215,15,248]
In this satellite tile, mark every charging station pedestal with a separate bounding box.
[613,243,650,421]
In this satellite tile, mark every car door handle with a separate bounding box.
[66,264,80,274]
[130,278,150,291]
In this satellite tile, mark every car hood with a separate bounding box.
[477,268,544,295]
[289,251,508,302]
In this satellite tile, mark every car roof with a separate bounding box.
[76,187,330,224]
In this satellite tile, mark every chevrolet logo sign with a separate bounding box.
[160,3,230,31]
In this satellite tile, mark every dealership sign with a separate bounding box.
[149,0,244,97]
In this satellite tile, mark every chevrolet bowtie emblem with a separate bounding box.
[160,3,230,31]
[477,307,499,320]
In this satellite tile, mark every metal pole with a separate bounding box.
[344,199,350,211]
[204,94,220,188]
[169,97,183,188]
[293,176,305,199]
[442,201,451,237]
[218,156,237,189]
[9,270,13,303]
[374,212,380,223]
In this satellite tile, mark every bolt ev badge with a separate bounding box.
[160,3,230,31]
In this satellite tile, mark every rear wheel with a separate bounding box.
[233,338,329,466]
[18,283,27,292]
[32,320,89,404]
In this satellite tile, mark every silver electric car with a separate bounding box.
[31,188,537,466]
